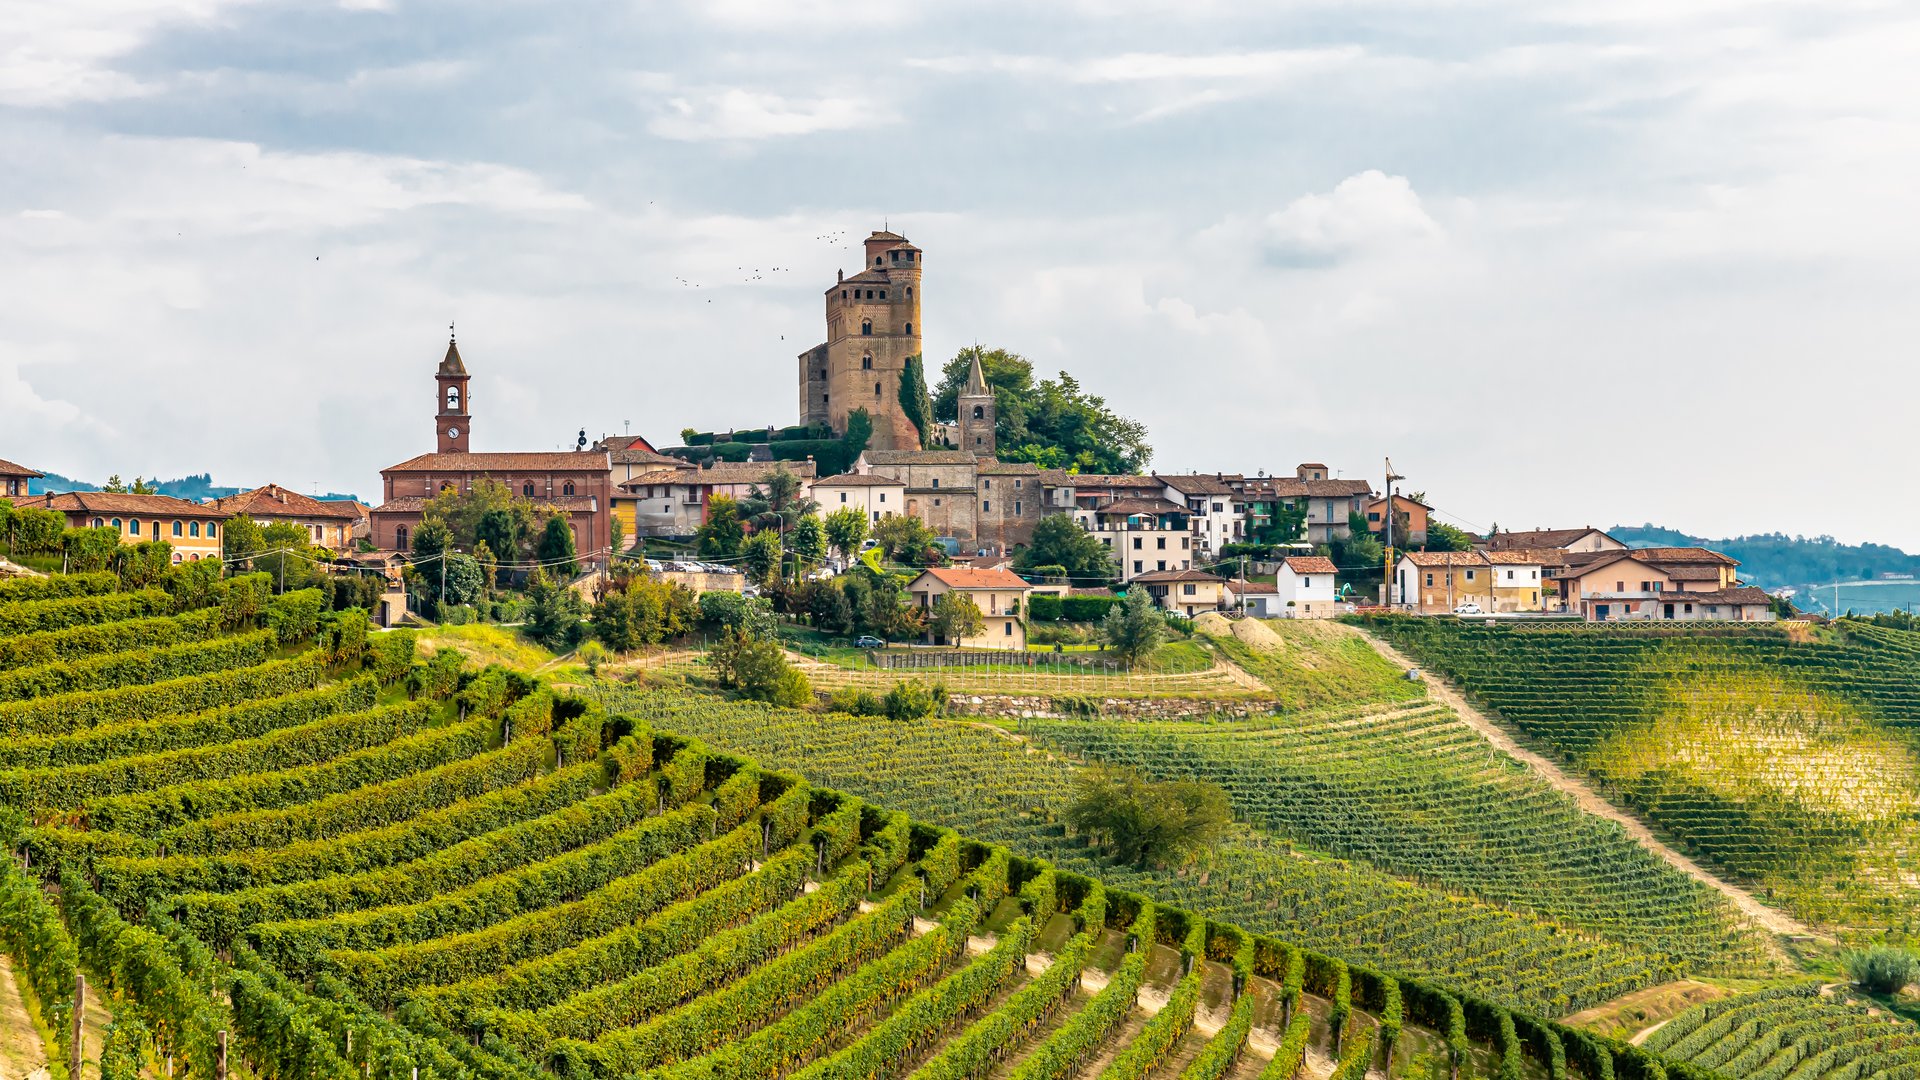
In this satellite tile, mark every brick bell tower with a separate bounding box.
[436,329,471,454]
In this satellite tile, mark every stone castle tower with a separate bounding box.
[436,335,471,454]
[956,347,995,457]
[797,230,924,451]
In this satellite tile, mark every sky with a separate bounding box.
[4,1,1919,545]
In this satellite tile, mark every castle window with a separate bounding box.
[865,290,874,299]
[934,498,941,507]
[890,251,899,263]
[906,287,912,298]
[1015,479,1022,489]
[875,382,882,395]
[972,405,984,420]
[563,481,575,496]
[396,525,409,548]
[862,321,871,336]
[983,501,991,512]
[906,251,914,261]
[862,356,872,370]
[904,323,912,334]
[841,290,848,300]
[983,479,991,490]
[1015,501,1021,514]
[874,256,883,266]
[524,482,535,497]
[879,290,886,299]
[932,478,940,488]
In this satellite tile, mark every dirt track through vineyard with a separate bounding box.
[1357,631,1817,941]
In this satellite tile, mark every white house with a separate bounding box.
[1157,474,1243,559]
[812,472,907,525]
[1274,555,1339,618]
[1226,579,1282,618]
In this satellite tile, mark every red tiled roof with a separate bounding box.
[814,473,905,487]
[1156,474,1238,496]
[0,458,42,478]
[1092,498,1189,516]
[212,484,362,520]
[383,451,611,473]
[1398,550,1487,568]
[1228,580,1279,593]
[14,492,229,518]
[1284,556,1339,574]
[913,566,1032,591]
[1133,568,1226,584]
[1484,550,1546,565]
[1487,527,1615,550]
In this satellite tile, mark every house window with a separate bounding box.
[128,519,140,536]
[842,290,848,300]
[563,481,575,496]
[111,518,123,531]
[1156,537,1166,549]
[879,290,887,299]
[1183,583,1197,596]
[865,290,874,299]
[1506,570,1514,580]
[172,520,183,536]
[1369,512,1381,522]
[91,518,102,528]
[1004,621,1013,636]
[879,493,886,503]
[890,251,899,263]
[1425,574,1435,587]
[1213,502,1223,513]
[984,480,991,490]
[524,482,535,496]
[931,478,939,489]
[1616,581,1625,592]
[190,522,200,537]
[1465,570,1475,581]
[207,522,216,538]
[1181,537,1190,550]
[839,493,847,503]
[1158,560,1167,571]
[1014,501,1021,514]
[1014,479,1022,489]
[1132,537,1142,549]
[1133,560,1142,573]
[934,498,941,507]
[1304,576,1313,588]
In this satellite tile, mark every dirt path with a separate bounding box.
[1357,632,1817,941]
[0,955,50,1080]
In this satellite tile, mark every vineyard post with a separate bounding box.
[217,1031,228,1080]
[70,973,83,1080]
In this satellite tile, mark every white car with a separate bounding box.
[1452,603,1484,616]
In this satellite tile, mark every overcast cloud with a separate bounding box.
[4,0,1918,544]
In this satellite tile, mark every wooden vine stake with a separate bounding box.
[70,974,84,1080]
[217,1030,229,1080]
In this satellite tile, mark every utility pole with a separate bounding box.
[1383,458,1404,608]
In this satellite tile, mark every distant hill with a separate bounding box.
[27,471,361,504]
[1612,524,1920,590]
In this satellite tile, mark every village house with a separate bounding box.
[1225,579,1281,618]
[1556,547,1753,621]
[1277,464,1374,544]
[1156,474,1244,558]
[853,448,1047,554]
[1395,551,1496,614]
[210,484,364,550]
[0,458,41,499]
[1485,551,1547,612]
[12,492,228,563]
[1134,568,1228,617]
[907,566,1033,649]
[1365,494,1431,547]
[1085,498,1193,584]
[615,460,820,541]
[810,472,907,525]
[1275,555,1340,617]
[1487,527,1624,555]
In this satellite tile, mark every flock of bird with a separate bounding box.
[670,227,866,302]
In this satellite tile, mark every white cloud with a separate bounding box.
[0,0,259,106]
[647,89,890,142]
[1254,171,1444,267]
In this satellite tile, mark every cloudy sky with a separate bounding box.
[5,1,1918,544]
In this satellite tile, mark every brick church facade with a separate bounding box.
[368,337,613,568]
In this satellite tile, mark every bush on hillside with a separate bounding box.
[1844,945,1918,995]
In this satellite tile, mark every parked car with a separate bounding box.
[854,635,885,649]
[1452,603,1483,615]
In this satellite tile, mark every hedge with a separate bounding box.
[0,588,173,636]
[1027,594,1120,622]
[0,570,117,605]
[0,629,280,704]
[0,861,79,1072]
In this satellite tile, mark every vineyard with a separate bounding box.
[608,689,1714,1016]
[0,571,1714,1080]
[1639,984,1920,1080]
[1357,617,1920,933]
[1019,706,1768,972]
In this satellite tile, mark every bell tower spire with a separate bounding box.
[957,344,996,458]
[436,326,471,454]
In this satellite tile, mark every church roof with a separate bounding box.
[437,339,466,376]
[963,351,989,396]
[383,451,610,473]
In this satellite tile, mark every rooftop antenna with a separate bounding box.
[449,320,455,342]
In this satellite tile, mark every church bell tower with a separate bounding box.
[957,347,996,458]
[436,332,471,454]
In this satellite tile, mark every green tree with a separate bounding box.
[425,478,540,559]
[222,513,266,569]
[930,346,1151,473]
[1066,765,1231,869]
[524,569,585,649]
[1015,513,1115,582]
[62,526,120,573]
[102,474,126,493]
[790,514,827,570]
[898,355,934,449]
[697,495,746,558]
[810,579,855,634]
[253,520,319,593]
[1334,511,1384,587]
[874,513,941,566]
[130,477,158,495]
[1103,587,1166,666]
[1252,499,1309,545]
[537,513,578,579]
[1424,521,1475,553]
[929,590,985,644]
[823,506,870,566]
[711,630,812,706]
[3,505,65,555]
[475,505,528,583]
[741,528,784,587]
[842,407,873,465]
[113,540,173,589]
[742,466,817,533]
[609,515,627,561]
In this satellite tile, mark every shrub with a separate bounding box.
[883,680,947,720]
[829,687,884,716]
[1028,595,1063,622]
[1843,945,1917,995]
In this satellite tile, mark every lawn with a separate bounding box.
[410,623,559,669]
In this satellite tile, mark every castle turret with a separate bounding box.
[806,229,925,451]
[957,347,995,458]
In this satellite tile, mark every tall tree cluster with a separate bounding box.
[931,346,1151,474]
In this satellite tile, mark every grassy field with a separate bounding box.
[1198,616,1428,711]
[411,622,558,669]
[1360,616,1920,937]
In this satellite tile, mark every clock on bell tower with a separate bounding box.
[436,331,471,454]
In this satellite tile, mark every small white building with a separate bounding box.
[1274,555,1339,618]
[812,472,907,525]
[1225,579,1282,618]
[1157,474,1244,560]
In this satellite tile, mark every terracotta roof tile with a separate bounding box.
[0,458,43,478]
[1133,568,1226,583]
[913,566,1032,590]
[1487,527,1615,550]
[1399,550,1488,568]
[212,484,362,520]
[861,450,977,465]
[384,451,610,472]
[1093,498,1189,516]
[814,473,906,487]
[15,492,230,518]
[1284,556,1339,574]
[1156,474,1238,496]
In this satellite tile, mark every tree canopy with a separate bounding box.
[1014,513,1116,583]
[931,345,1151,474]
[1067,765,1230,869]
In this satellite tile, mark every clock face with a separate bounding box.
[447,427,461,439]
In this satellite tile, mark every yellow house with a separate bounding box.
[907,566,1032,650]
[1133,569,1228,617]
[15,492,229,563]
[1395,551,1494,614]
